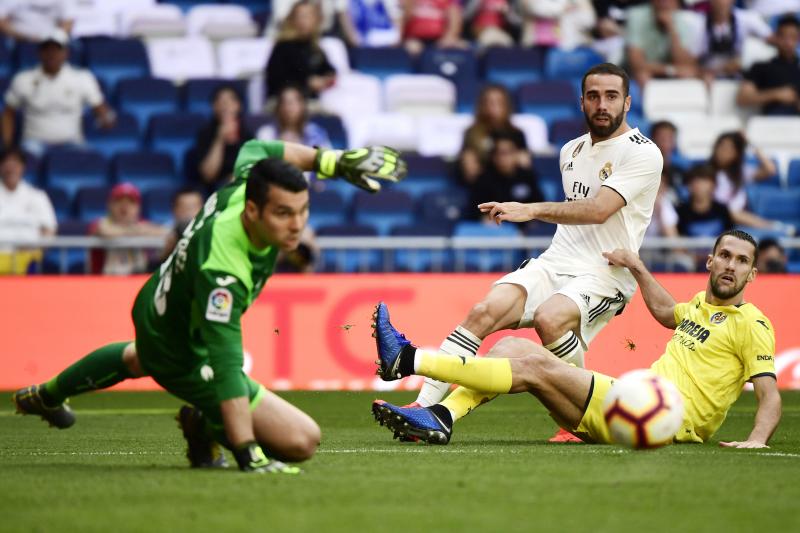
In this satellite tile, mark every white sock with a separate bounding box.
[545,331,585,368]
[414,326,482,407]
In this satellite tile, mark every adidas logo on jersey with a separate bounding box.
[628,133,652,145]
[564,162,574,172]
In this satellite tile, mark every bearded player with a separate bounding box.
[373,62,663,443]
[13,140,406,473]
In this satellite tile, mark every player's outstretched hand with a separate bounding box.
[601,249,641,269]
[719,440,770,449]
[315,146,407,193]
[478,201,535,224]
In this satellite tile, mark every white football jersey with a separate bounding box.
[538,127,663,296]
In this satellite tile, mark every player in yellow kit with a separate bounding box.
[372,229,782,447]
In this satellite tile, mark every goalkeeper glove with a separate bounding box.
[232,442,301,474]
[314,146,407,193]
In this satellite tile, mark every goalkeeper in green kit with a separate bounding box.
[12,140,406,474]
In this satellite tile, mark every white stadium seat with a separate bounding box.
[120,4,186,38]
[383,74,455,115]
[416,114,473,157]
[741,35,776,71]
[345,113,417,152]
[216,38,272,79]
[511,114,551,154]
[66,6,119,38]
[320,73,382,120]
[320,37,351,75]
[147,37,216,81]
[186,4,257,41]
[673,115,742,159]
[643,79,708,120]
[746,116,800,155]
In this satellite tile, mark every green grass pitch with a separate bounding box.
[2,390,799,533]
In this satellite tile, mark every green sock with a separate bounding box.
[43,342,133,404]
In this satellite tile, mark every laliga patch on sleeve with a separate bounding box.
[206,287,233,323]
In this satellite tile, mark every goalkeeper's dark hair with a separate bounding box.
[581,63,630,97]
[712,230,759,265]
[246,158,308,212]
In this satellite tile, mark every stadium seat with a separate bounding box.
[452,221,523,272]
[419,48,478,84]
[307,189,348,229]
[185,4,257,40]
[116,78,179,130]
[419,189,469,224]
[710,79,754,122]
[352,47,413,79]
[146,37,216,82]
[416,114,473,157]
[15,41,81,71]
[511,114,550,153]
[216,38,272,79]
[143,187,178,225]
[320,72,382,121]
[395,155,452,198]
[643,79,708,120]
[787,158,800,188]
[345,113,417,152]
[316,224,382,272]
[113,151,177,193]
[391,223,453,272]
[320,36,351,75]
[455,77,480,113]
[544,47,604,82]
[483,47,545,90]
[84,38,150,91]
[119,4,186,38]
[183,78,248,115]
[517,81,578,127]
[43,219,91,273]
[352,190,415,236]
[45,187,71,220]
[746,116,800,155]
[673,115,742,160]
[0,40,11,78]
[534,155,563,202]
[309,114,348,149]
[22,151,41,187]
[384,74,456,115]
[741,35,776,71]
[754,189,800,222]
[148,113,206,175]
[75,185,112,222]
[550,117,587,147]
[83,112,142,160]
[69,4,119,38]
[45,151,109,201]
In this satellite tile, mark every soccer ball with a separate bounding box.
[602,370,684,449]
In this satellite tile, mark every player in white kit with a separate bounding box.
[372,63,664,444]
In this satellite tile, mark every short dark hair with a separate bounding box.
[757,237,785,255]
[685,163,716,184]
[776,14,800,31]
[712,229,759,265]
[171,185,203,207]
[246,158,308,212]
[650,120,677,136]
[0,147,26,164]
[581,63,630,97]
[210,83,244,104]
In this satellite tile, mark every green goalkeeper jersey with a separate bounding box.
[132,140,285,402]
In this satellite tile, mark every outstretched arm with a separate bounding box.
[720,376,781,448]
[479,186,626,225]
[602,249,677,329]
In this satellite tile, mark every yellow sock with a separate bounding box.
[416,350,513,394]
[441,386,497,421]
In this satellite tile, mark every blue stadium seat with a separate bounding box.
[42,220,90,273]
[395,155,452,199]
[227,0,271,14]
[517,81,578,127]
[143,187,178,225]
[453,221,523,272]
[310,114,348,149]
[113,151,178,193]
[45,151,109,201]
[45,186,71,220]
[0,41,10,78]
[316,224,382,272]
[22,151,41,186]
[754,189,800,222]
[84,38,149,92]
[352,190,415,235]
[456,78,480,113]
[307,189,348,229]
[544,47,604,82]
[533,155,564,202]
[352,47,413,79]
[420,188,469,223]
[550,118,587,147]
[419,48,478,84]
[83,112,141,159]
[148,113,206,175]
[391,223,453,272]
[183,78,248,115]
[483,47,545,90]
[787,158,800,188]
[116,78,179,131]
[75,185,110,222]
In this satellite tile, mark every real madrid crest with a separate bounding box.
[572,141,585,158]
[599,162,612,181]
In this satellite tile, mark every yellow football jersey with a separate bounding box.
[650,291,776,443]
